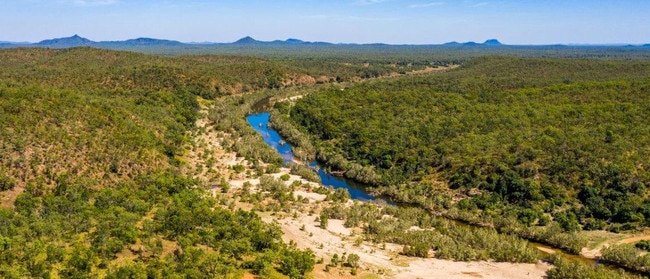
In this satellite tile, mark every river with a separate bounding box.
[246,111,607,268]
[247,112,380,201]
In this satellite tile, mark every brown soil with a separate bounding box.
[618,234,650,244]
[0,186,22,208]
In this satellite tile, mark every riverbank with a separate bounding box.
[183,103,553,278]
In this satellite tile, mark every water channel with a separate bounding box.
[246,111,603,268]
[247,112,379,201]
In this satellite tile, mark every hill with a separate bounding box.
[442,39,502,46]
[101,37,185,47]
[36,34,94,47]
[233,36,261,44]
[287,56,650,235]
[483,39,502,46]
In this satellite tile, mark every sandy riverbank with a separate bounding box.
[184,105,551,279]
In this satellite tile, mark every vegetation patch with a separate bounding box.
[288,57,650,234]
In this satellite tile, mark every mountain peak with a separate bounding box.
[234,36,260,44]
[483,39,502,46]
[285,38,305,44]
[37,35,94,47]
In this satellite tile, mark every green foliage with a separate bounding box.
[402,243,430,258]
[64,41,650,64]
[258,175,295,204]
[319,213,329,229]
[288,163,321,183]
[601,244,650,274]
[232,164,246,173]
[0,47,316,278]
[519,224,587,255]
[207,91,284,167]
[105,261,148,279]
[0,48,306,97]
[345,253,360,268]
[635,240,650,252]
[0,170,310,278]
[3,43,650,279]
[278,249,316,279]
[0,170,16,191]
[289,56,650,233]
[269,109,316,162]
[326,188,351,203]
[346,203,540,263]
[546,256,642,279]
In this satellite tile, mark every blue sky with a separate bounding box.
[1,0,649,44]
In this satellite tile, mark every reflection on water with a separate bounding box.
[247,112,378,201]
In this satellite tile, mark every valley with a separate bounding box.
[1,45,650,278]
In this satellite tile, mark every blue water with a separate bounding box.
[246,112,378,201]
[247,113,294,162]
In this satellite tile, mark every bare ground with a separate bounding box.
[579,229,650,259]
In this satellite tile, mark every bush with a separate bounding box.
[635,240,650,252]
[346,253,360,268]
[326,188,351,203]
[0,172,16,191]
[402,243,430,258]
[601,244,650,273]
[546,256,640,279]
[289,163,321,183]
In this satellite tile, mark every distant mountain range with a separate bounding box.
[442,39,503,47]
[1,35,648,49]
[30,34,185,48]
[0,35,506,48]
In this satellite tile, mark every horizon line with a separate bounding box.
[2,34,649,47]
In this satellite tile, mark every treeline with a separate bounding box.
[95,42,650,62]
[269,108,316,162]
[207,90,284,170]
[287,56,650,233]
[0,47,447,98]
[269,104,382,184]
[0,48,309,97]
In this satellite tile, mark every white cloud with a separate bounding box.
[409,2,444,8]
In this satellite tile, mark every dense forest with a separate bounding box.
[286,57,650,241]
[0,47,320,278]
